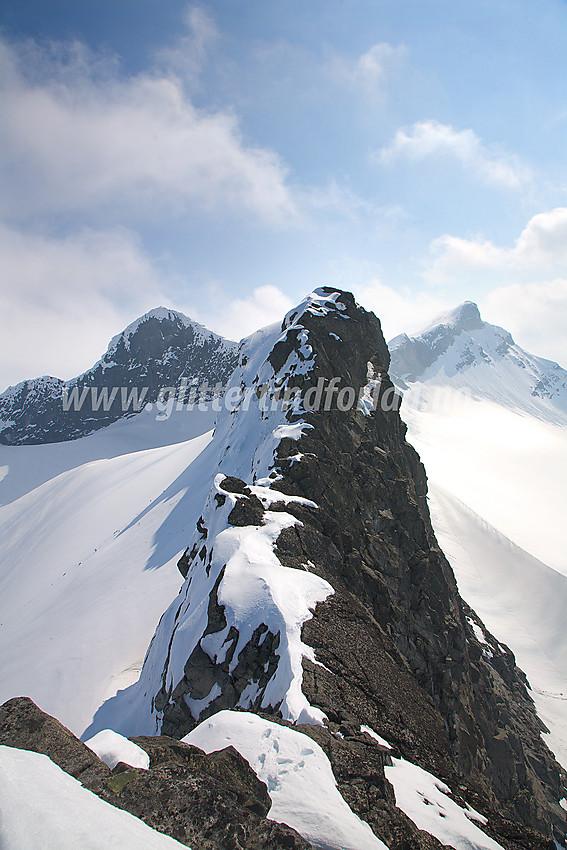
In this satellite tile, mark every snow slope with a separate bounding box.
[0,407,216,735]
[185,710,389,850]
[0,745,186,850]
[0,405,216,506]
[428,484,567,770]
[401,389,567,575]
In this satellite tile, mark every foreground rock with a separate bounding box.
[0,697,312,849]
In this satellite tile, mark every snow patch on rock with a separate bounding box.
[385,756,504,850]
[84,729,150,770]
[185,710,388,850]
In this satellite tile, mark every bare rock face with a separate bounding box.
[266,291,565,841]
[0,697,313,850]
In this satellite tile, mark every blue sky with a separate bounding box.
[1,0,567,388]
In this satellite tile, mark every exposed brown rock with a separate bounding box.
[0,697,313,850]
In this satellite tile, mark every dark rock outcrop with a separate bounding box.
[0,697,312,849]
[294,718,556,850]
[0,695,111,792]
[266,291,565,842]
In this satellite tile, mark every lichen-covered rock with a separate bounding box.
[0,696,111,792]
[0,697,313,850]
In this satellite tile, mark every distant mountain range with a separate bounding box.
[0,308,238,445]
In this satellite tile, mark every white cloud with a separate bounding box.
[427,207,567,282]
[209,285,295,342]
[0,224,171,388]
[154,5,219,82]
[0,35,298,226]
[481,279,567,367]
[326,42,406,95]
[355,43,406,87]
[301,179,402,225]
[419,208,567,364]
[513,206,567,267]
[353,280,451,341]
[378,120,530,188]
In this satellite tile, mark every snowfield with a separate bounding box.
[0,407,216,735]
[401,388,567,575]
[0,745,186,850]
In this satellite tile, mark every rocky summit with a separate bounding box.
[0,696,312,849]
[80,288,566,848]
[0,307,238,445]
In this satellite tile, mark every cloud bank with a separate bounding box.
[0,36,297,226]
[0,22,303,388]
[428,207,567,280]
[0,224,171,388]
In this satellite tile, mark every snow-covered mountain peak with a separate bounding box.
[389,301,501,371]
[422,300,484,335]
[281,286,350,330]
[389,302,567,422]
[0,309,238,445]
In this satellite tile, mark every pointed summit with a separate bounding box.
[389,300,567,421]
[103,307,219,360]
[0,309,238,445]
[437,301,483,332]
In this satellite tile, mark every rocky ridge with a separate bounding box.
[86,288,566,847]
